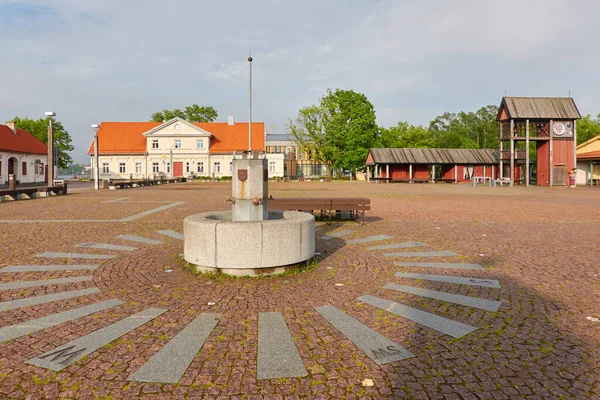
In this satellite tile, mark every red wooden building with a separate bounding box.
[365,148,499,183]
[497,97,581,186]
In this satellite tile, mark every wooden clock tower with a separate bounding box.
[497,97,581,186]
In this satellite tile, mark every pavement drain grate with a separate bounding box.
[27,307,167,371]
[117,235,163,245]
[395,272,500,288]
[0,288,101,312]
[0,276,93,291]
[0,265,100,273]
[129,313,221,383]
[0,299,124,342]
[257,312,307,379]
[315,304,414,364]
[358,294,478,338]
[157,230,185,241]
[384,283,502,312]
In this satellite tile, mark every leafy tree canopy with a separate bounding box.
[13,116,74,168]
[576,114,600,145]
[150,104,218,123]
[288,88,378,176]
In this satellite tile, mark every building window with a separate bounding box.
[166,163,170,173]
[102,162,109,174]
[213,162,221,173]
[22,162,27,176]
[197,162,204,173]
[119,162,126,173]
[174,139,181,149]
[186,162,190,173]
[196,139,204,149]
[135,162,142,173]
[152,139,159,149]
[269,162,276,172]
[229,161,233,173]
[152,162,159,173]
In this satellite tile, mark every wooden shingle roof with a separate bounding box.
[367,148,499,165]
[499,97,581,120]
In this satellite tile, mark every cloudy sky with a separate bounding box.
[1,0,599,163]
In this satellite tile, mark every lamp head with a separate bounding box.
[91,123,100,129]
[45,111,56,117]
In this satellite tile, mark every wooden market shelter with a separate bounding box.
[365,148,499,183]
[497,97,581,186]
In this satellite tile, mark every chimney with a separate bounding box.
[227,116,234,126]
[5,120,16,134]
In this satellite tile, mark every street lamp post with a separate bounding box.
[92,123,100,190]
[45,111,56,186]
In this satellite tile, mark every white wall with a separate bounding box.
[1,152,47,184]
[266,153,284,177]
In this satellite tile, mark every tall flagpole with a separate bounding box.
[248,55,253,152]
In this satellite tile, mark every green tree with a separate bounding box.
[150,104,218,122]
[379,122,434,148]
[289,89,378,177]
[428,106,499,149]
[13,116,74,168]
[321,89,379,173]
[576,114,600,145]
[288,104,336,177]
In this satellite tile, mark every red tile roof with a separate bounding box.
[87,121,265,155]
[0,124,48,154]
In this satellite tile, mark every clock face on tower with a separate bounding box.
[553,122,566,136]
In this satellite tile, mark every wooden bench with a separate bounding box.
[0,184,68,202]
[434,178,457,184]
[269,197,370,220]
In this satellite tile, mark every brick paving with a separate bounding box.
[0,181,599,399]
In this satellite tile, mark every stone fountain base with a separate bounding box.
[184,210,315,277]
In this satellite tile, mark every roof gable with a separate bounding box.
[576,134,600,152]
[0,124,48,154]
[142,117,213,137]
[498,97,581,120]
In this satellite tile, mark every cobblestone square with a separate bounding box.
[0,182,599,399]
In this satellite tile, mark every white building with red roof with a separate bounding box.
[0,121,48,185]
[87,117,283,180]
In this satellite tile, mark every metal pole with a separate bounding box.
[549,119,553,187]
[248,56,253,152]
[47,120,54,186]
[573,119,577,187]
[94,131,99,190]
[170,147,173,178]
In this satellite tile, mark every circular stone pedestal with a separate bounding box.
[184,211,315,277]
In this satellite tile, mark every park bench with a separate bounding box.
[269,197,370,221]
[0,184,68,202]
[434,178,457,184]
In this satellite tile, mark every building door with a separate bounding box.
[552,167,567,186]
[7,157,17,181]
[173,162,183,177]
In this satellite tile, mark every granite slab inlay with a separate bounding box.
[315,304,414,364]
[257,312,307,379]
[0,288,101,312]
[27,307,167,371]
[0,299,123,342]
[129,313,221,383]
[358,294,478,338]
[384,283,502,312]
[395,273,500,288]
